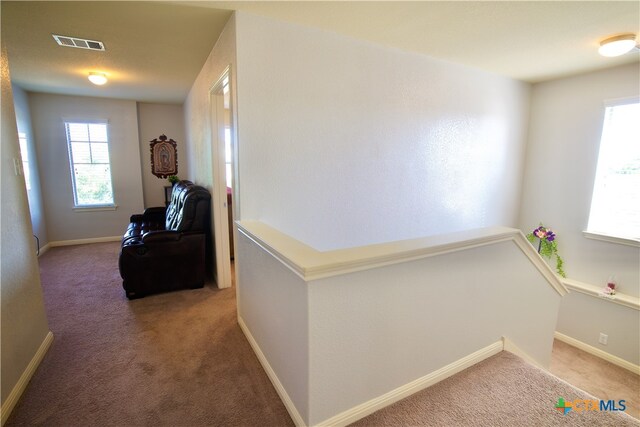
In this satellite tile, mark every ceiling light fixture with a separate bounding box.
[88,72,108,86]
[598,34,637,57]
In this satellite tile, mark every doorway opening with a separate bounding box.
[209,69,235,289]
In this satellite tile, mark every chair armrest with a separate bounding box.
[129,207,167,224]
[143,207,167,222]
[143,206,167,217]
[141,230,182,244]
[129,214,144,223]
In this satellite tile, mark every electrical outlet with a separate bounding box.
[599,333,608,345]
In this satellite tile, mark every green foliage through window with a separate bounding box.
[587,101,640,239]
[65,122,114,206]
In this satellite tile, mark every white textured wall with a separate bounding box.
[235,12,530,251]
[308,242,560,424]
[519,63,639,364]
[519,63,639,294]
[236,232,310,422]
[1,43,50,407]
[184,15,236,193]
[184,14,236,280]
[557,293,639,365]
[12,84,49,248]
[28,93,144,242]
[136,102,186,208]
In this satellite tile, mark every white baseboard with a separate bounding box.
[502,336,545,369]
[37,243,51,257]
[49,236,121,247]
[316,340,504,427]
[554,332,640,375]
[239,323,506,427]
[237,316,306,426]
[38,236,120,256]
[1,331,53,426]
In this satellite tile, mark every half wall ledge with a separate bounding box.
[236,220,568,296]
[235,220,568,425]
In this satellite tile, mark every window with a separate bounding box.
[18,132,31,191]
[223,74,233,189]
[225,127,232,188]
[65,122,115,207]
[586,101,639,243]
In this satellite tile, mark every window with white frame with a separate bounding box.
[65,122,115,207]
[586,100,640,242]
[18,132,31,191]
[225,127,232,188]
[223,75,233,189]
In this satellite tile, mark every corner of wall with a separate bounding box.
[12,84,49,248]
[1,40,51,413]
[0,332,53,426]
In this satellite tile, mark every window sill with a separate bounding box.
[582,231,639,248]
[73,205,118,212]
[562,278,640,310]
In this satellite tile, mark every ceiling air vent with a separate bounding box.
[52,34,105,51]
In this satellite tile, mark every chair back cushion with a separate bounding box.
[165,181,211,232]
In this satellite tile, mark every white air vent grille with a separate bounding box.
[52,34,105,51]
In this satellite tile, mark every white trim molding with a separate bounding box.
[48,236,121,247]
[502,336,544,369]
[238,316,306,427]
[236,221,568,296]
[240,313,505,427]
[554,332,640,375]
[38,236,121,256]
[72,204,118,212]
[582,231,640,248]
[316,341,504,427]
[561,278,639,310]
[1,331,54,426]
[37,243,51,257]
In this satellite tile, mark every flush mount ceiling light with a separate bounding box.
[88,72,108,86]
[598,34,637,57]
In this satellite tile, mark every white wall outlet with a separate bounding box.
[599,333,608,345]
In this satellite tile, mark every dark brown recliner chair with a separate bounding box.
[119,181,211,299]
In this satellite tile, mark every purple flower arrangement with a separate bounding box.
[526,224,566,277]
[533,226,555,242]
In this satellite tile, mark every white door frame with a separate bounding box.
[209,68,232,289]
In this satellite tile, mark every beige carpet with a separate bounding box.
[550,339,640,419]
[6,242,294,426]
[7,242,639,426]
[351,351,639,426]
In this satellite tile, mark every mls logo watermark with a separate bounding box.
[555,397,627,415]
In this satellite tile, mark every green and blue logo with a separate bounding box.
[555,397,626,415]
[555,397,572,415]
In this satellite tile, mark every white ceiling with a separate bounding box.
[1,1,232,103]
[2,1,639,103]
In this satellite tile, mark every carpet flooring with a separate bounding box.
[7,242,639,426]
[6,242,293,426]
[351,351,638,426]
[550,339,640,419]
